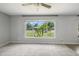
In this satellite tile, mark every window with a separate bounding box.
[25,20,55,38]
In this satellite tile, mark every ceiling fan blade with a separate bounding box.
[41,3,51,8]
[22,3,33,6]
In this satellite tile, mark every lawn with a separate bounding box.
[25,30,55,38]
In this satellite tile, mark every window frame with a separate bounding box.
[24,19,56,39]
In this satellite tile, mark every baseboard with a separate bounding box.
[11,40,79,44]
[0,41,10,48]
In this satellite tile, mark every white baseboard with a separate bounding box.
[0,41,10,48]
[11,41,79,44]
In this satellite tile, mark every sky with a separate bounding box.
[30,21,45,26]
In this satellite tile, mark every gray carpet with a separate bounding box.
[0,44,78,56]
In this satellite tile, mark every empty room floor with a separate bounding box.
[0,44,78,56]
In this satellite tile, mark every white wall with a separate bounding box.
[10,16,79,44]
[0,13,10,46]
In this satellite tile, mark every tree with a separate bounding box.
[26,23,33,30]
[48,22,54,31]
[34,23,38,27]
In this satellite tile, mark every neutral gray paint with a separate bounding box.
[0,13,79,44]
[0,13,10,46]
[10,16,79,44]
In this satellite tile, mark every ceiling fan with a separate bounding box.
[22,3,51,9]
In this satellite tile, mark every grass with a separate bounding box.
[25,30,55,38]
